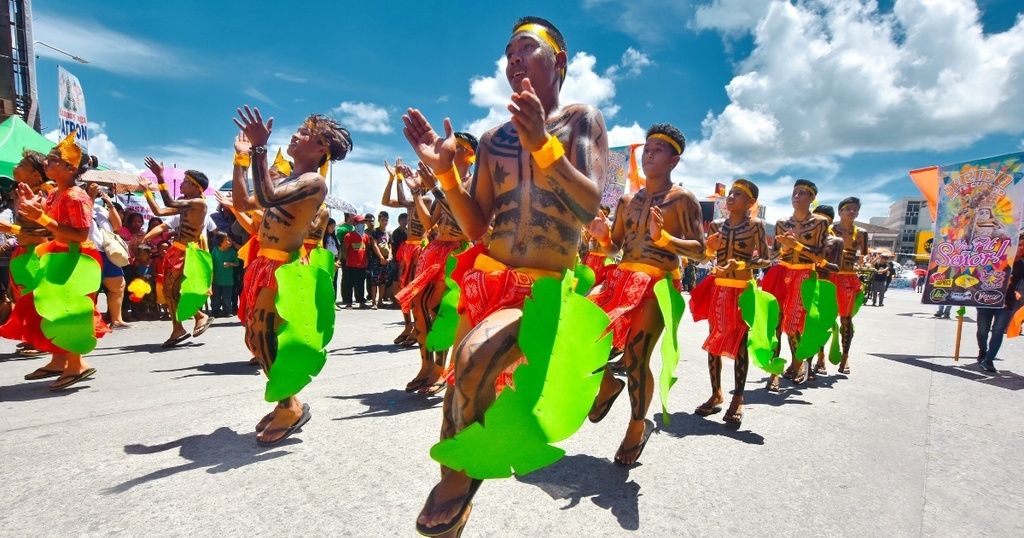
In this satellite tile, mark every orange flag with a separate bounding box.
[1008,304,1024,339]
[909,166,939,222]
[626,143,645,192]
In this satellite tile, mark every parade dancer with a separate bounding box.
[4,134,110,390]
[404,17,609,536]
[761,179,831,391]
[393,134,476,395]
[690,179,771,425]
[233,106,352,446]
[139,158,213,347]
[381,158,427,346]
[586,123,705,462]
[815,199,866,376]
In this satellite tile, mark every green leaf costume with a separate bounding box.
[176,244,213,322]
[794,272,840,360]
[266,254,336,402]
[429,270,612,479]
[426,255,461,352]
[652,277,685,425]
[738,281,785,375]
[33,245,102,354]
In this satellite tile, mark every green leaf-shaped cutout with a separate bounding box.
[176,244,213,322]
[426,255,461,352]
[10,244,41,292]
[266,259,335,402]
[653,277,685,425]
[794,273,839,359]
[430,270,611,479]
[573,263,596,296]
[35,250,101,354]
[739,282,784,375]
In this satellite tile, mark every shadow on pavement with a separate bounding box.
[659,412,766,445]
[516,453,640,531]
[895,312,975,323]
[0,380,88,401]
[105,426,293,494]
[114,341,204,355]
[329,343,413,356]
[152,361,261,379]
[870,353,1024,390]
[330,389,442,420]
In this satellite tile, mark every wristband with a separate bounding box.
[9,224,21,234]
[144,190,155,200]
[158,183,168,192]
[735,260,747,271]
[653,229,673,248]
[36,214,55,228]
[396,173,404,181]
[531,134,565,169]
[794,242,804,252]
[705,247,716,258]
[598,236,611,247]
[233,153,251,167]
[436,167,461,191]
[816,259,828,269]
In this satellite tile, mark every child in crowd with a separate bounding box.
[154,241,171,320]
[210,231,240,317]
[131,244,159,320]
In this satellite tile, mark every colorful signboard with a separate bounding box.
[920,152,1024,308]
[57,66,88,147]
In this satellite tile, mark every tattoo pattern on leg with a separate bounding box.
[623,330,655,421]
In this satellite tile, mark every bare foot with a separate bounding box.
[417,471,480,532]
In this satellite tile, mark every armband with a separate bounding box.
[436,167,461,191]
[158,183,168,192]
[816,259,828,268]
[653,229,673,248]
[705,247,716,258]
[598,236,611,247]
[233,153,251,167]
[794,242,805,252]
[531,134,565,169]
[36,214,55,228]
[396,173,404,181]
[144,190,155,200]
[9,224,21,234]
[735,260,747,271]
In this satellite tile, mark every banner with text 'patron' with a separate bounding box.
[921,152,1024,308]
[57,66,88,148]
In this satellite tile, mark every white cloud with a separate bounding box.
[607,123,646,147]
[676,0,1024,222]
[331,102,394,134]
[244,87,276,107]
[33,12,197,78]
[464,53,621,136]
[604,48,655,79]
[273,72,307,83]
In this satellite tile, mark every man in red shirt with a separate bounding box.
[342,214,369,307]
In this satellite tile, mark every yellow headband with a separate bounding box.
[513,23,566,78]
[731,182,755,200]
[794,184,817,197]
[456,139,476,164]
[647,133,682,155]
[306,119,332,177]
[184,173,205,196]
[56,130,82,167]
[273,149,293,176]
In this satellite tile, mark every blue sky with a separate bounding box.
[31,0,1024,225]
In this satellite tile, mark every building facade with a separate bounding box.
[872,196,933,266]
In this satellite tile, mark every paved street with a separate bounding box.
[1,287,1022,537]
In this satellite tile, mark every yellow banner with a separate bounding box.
[916,230,934,260]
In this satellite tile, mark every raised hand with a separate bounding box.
[416,162,439,192]
[508,78,548,152]
[234,132,252,155]
[705,232,725,253]
[15,182,44,221]
[647,206,665,240]
[587,211,611,242]
[137,176,155,192]
[214,191,234,209]
[384,159,394,178]
[233,105,273,147]
[402,109,456,172]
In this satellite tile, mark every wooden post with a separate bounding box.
[953,314,963,361]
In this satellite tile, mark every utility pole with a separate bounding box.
[1,0,38,130]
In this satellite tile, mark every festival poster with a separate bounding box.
[602,144,643,211]
[920,152,1024,307]
[57,66,88,148]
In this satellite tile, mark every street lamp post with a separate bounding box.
[26,40,89,133]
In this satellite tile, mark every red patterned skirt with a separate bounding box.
[760,264,813,336]
[690,276,747,359]
[238,254,286,325]
[395,240,461,312]
[587,263,680,350]
[830,272,863,317]
[582,252,610,284]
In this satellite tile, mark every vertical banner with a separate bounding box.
[602,145,638,210]
[920,152,1024,307]
[57,66,88,148]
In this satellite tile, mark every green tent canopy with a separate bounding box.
[0,116,55,178]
